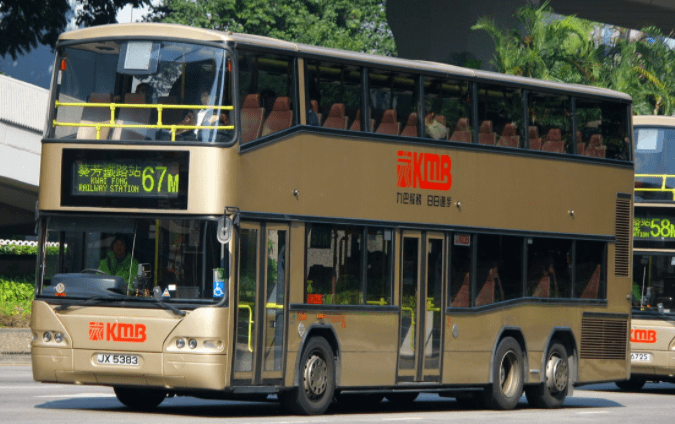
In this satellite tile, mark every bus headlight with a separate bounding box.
[54,332,64,343]
[43,332,52,342]
[188,339,198,349]
[176,338,186,349]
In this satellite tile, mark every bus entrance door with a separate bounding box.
[232,223,288,386]
[397,232,445,383]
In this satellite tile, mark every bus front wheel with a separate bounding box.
[113,387,166,410]
[525,340,569,408]
[482,336,524,410]
[279,337,335,415]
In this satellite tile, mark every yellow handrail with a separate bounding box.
[53,101,234,141]
[635,174,675,200]
[238,304,254,353]
[402,306,415,351]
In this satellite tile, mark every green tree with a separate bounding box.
[148,0,397,56]
[599,27,675,115]
[0,0,150,60]
[471,1,598,84]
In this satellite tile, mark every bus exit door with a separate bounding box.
[397,232,445,382]
[232,223,288,386]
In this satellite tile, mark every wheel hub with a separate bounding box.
[303,353,328,398]
[499,351,520,397]
[545,354,568,393]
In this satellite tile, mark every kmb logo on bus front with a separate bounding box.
[89,321,147,342]
[630,329,657,344]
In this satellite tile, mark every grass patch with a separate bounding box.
[0,276,34,328]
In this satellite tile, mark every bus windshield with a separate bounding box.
[39,216,228,304]
[52,41,232,143]
[634,127,675,201]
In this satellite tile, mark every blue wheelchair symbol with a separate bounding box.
[213,281,225,298]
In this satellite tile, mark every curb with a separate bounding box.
[0,328,32,355]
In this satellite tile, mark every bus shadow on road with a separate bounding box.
[34,393,624,417]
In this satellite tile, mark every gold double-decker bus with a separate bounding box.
[32,23,633,414]
[622,115,675,391]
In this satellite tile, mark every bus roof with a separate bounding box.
[633,115,675,127]
[59,22,631,102]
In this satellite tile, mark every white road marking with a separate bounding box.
[36,393,115,398]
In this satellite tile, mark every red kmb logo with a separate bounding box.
[397,150,452,191]
[88,321,147,343]
[631,329,657,343]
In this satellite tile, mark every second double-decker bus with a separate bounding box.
[32,23,633,414]
[623,115,675,391]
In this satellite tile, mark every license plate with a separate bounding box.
[631,353,652,362]
[96,353,140,366]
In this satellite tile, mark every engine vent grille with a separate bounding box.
[614,195,631,277]
[580,315,627,360]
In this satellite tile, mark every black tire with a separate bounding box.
[482,336,524,410]
[278,337,335,415]
[525,340,569,409]
[615,376,646,391]
[113,387,166,410]
[384,392,419,404]
[335,392,384,406]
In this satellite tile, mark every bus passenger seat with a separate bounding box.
[576,131,585,155]
[77,92,112,140]
[261,96,293,137]
[400,112,418,137]
[449,118,472,142]
[479,120,496,145]
[584,134,606,158]
[541,128,564,153]
[349,109,375,132]
[110,93,152,140]
[240,94,264,144]
[450,273,470,307]
[533,276,550,298]
[529,126,541,150]
[580,264,601,299]
[376,109,400,135]
[475,280,494,306]
[322,103,348,130]
[497,123,519,148]
[157,96,183,125]
[310,100,322,125]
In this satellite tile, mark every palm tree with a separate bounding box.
[472,1,599,85]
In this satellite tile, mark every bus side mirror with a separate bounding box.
[217,216,233,244]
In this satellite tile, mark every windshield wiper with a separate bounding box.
[55,294,127,311]
[134,297,187,316]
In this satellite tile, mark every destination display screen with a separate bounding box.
[634,216,675,241]
[61,149,189,209]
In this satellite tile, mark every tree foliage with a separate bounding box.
[473,1,675,115]
[148,0,397,56]
[0,0,150,60]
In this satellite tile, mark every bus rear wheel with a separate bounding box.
[482,336,524,410]
[525,340,569,408]
[113,387,166,410]
[279,337,335,415]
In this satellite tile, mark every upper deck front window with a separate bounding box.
[52,41,233,143]
[634,127,675,201]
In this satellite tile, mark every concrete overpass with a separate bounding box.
[0,74,45,238]
[387,0,675,68]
